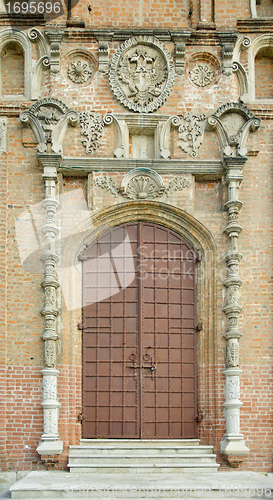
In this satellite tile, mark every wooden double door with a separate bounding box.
[82,222,197,439]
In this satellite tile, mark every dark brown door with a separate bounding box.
[82,222,197,439]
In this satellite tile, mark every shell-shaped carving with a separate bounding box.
[126,175,160,200]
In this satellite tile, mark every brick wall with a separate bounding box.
[0,0,272,474]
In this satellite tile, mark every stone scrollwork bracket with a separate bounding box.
[45,30,65,73]
[160,115,180,158]
[170,31,191,75]
[218,31,238,76]
[103,114,125,158]
[94,31,114,74]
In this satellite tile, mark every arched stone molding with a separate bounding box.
[28,28,50,100]
[61,201,218,448]
[249,34,273,103]
[234,34,273,104]
[232,62,249,102]
[0,28,49,100]
[250,0,257,18]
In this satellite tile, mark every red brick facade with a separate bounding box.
[0,0,272,474]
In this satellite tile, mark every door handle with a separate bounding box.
[129,364,156,370]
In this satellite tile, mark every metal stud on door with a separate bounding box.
[82,222,197,439]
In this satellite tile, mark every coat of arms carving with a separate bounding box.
[109,36,175,113]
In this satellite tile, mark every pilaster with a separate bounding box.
[220,156,249,467]
[36,152,63,457]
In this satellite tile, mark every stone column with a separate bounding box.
[36,152,63,456]
[220,156,250,467]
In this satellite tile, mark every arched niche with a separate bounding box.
[0,28,49,100]
[1,41,24,96]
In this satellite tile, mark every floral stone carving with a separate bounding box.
[109,36,175,113]
[190,62,214,87]
[67,59,94,84]
[178,112,206,157]
[79,112,104,154]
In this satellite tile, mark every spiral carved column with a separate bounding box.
[220,156,250,467]
[36,153,63,456]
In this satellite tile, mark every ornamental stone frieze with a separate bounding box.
[109,36,175,113]
[94,169,190,201]
[208,102,261,467]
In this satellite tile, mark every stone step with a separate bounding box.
[68,453,217,465]
[68,439,219,473]
[9,471,273,499]
[79,439,201,446]
[68,465,219,473]
[69,445,214,456]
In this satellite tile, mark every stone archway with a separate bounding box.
[62,201,217,445]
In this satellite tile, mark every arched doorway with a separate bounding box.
[81,222,197,439]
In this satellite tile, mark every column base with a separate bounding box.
[37,439,63,456]
[220,434,250,467]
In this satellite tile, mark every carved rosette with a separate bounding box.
[68,60,93,83]
[109,36,175,113]
[65,50,96,85]
[186,53,220,89]
[190,63,214,87]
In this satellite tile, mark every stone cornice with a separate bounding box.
[60,158,224,177]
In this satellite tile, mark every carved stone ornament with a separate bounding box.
[79,112,104,154]
[0,118,7,153]
[68,60,93,84]
[109,36,175,113]
[94,175,120,198]
[178,112,206,157]
[207,102,261,157]
[120,169,165,200]
[226,339,239,367]
[165,177,191,198]
[190,62,214,87]
[20,98,79,154]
